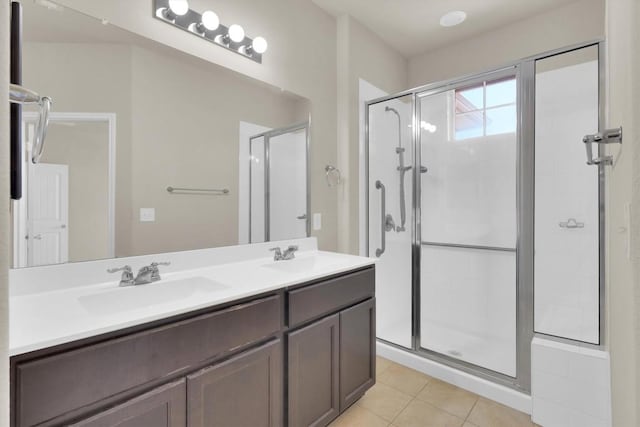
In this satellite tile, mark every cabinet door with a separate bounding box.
[288,314,340,427]
[71,380,186,427]
[187,339,282,427]
[339,298,376,411]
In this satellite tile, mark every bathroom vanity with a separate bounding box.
[9,243,375,427]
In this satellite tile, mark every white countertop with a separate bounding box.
[10,245,375,356]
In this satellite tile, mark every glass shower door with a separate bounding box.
[367,95,413,349]
[417,73,518,377]
[248,123,309,243]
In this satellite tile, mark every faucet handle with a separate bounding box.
[151,261,171,268]
[286,245,299,251]
[107,265,134,286]
[269,247,283,261]
[107,265,132,275]
[150,261,170,281]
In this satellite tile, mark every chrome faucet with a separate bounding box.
[107,265,135,287]
[270,245,299,261]
[108,261,171,287]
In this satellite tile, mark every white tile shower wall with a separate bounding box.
[367,95,413,348]
[534,59,600,343]
[531,337,611,427]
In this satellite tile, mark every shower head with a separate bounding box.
[385,106,399,115]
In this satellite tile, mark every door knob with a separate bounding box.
[296,214,307,220]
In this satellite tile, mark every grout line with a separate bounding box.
[465,398,479,422]
[388,393,415,425]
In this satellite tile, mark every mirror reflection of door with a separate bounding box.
[246,122,309,243]
[27,163,69,266]
[13,113,115,268]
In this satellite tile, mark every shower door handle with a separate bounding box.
[375,180,386,257]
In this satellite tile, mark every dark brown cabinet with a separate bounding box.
[71,380,186,427]
[11,266,375,427]
[339,298,376,411]
[287,297,376,427]
[288,314,340,427]
[187,339,282,427]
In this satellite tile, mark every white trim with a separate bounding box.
[377,341,532,414]
[21,112,117,259]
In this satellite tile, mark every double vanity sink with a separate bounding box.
[9,239,376,427]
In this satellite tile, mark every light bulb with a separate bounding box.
[252,37,268,54]
[420,121,437,133]
[201,10,219,31]
[228,24,245,42]
[168,0,189,16]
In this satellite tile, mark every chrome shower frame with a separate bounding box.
[248,120,311,243]
[364,39,606,394]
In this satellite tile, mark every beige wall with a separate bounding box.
[54,0,340,251]
[606,0,639,425]
[1,1,9,425]
[129,45,299,255]
[337,15,408,254]
[408,0,605,87]
[23,42,134,256]
[40,122,110,262]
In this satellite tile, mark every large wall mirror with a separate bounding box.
[12,1,311,268]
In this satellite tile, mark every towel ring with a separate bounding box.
[325,165,341,187]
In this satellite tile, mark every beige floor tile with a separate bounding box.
[378,363,432,396]
[415,379,478,419]
[467,398,533,427]
[376,356,393,377]
[357,382,413,422]
[393,400,465,427]
[329,404,389,427]
[462,423,479,427]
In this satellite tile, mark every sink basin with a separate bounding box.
[260,253,345,274]
[79,276,230,315]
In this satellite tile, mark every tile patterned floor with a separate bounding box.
[330,357,538,427]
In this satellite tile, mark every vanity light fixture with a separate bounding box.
[161,0,189,21]
[153,0,267,63]
[195,10,219,34]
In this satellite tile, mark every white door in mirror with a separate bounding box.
[140,208,156,222]
[28,163,69,266]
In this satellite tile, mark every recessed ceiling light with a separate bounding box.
[440,10,467,27]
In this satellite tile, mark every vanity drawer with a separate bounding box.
[287,267,374,327]
[15,294,281,427]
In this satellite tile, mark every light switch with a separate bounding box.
[313,213,322,231]
[140,208,155,222]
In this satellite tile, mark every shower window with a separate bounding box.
[453,77,516,140]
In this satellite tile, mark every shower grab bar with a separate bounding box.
[559,218,584,229]
[375,180,386,257]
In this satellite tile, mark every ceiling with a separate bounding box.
[312,0,581,57]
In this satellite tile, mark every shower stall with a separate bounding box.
[366,41,605,392]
